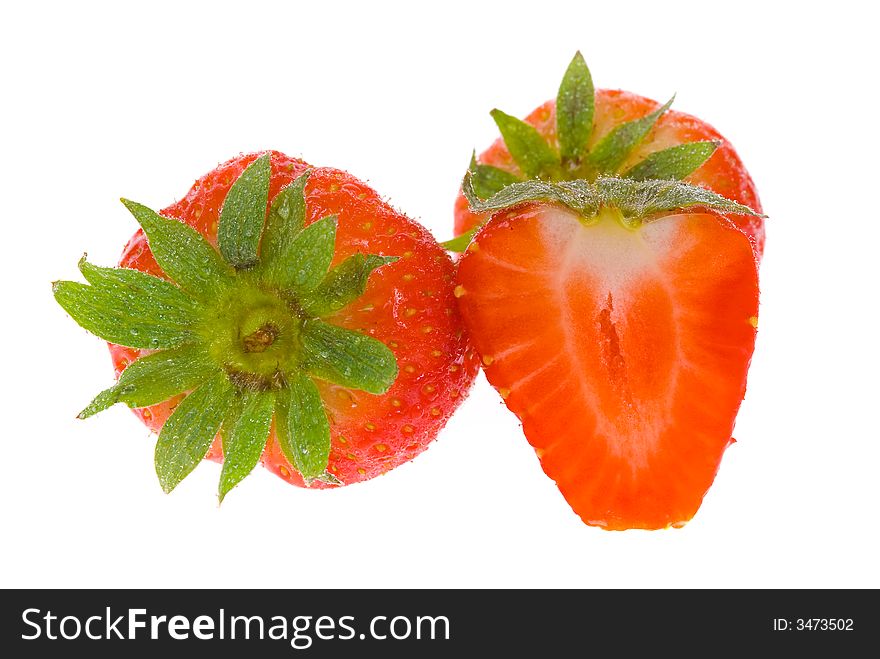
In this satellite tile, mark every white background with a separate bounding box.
[2,0,878,589]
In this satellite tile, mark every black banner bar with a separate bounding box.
[1,589,874,655]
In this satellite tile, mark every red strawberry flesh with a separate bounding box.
[456,203,758,529]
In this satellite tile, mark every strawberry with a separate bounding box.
[54,151,478,499]
[450,54,764,530]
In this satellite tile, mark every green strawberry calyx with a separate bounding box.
[444,52,764,251]
[53,154,399,499]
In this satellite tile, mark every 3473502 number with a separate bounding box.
[796,619,853,631]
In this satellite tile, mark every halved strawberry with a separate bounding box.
[452,54,764,530]
[54,151,478,499]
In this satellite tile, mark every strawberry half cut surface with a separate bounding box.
[451,54,764,530]
[54,152,477,500]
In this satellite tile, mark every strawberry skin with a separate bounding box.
[457,204,758,529]
[454,91,764,257]
[59,151,478,496]
[262,167,479,487]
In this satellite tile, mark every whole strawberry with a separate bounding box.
[55,151,478,499]
[450,54,764,530]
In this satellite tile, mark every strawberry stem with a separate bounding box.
[242,323,279,353]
